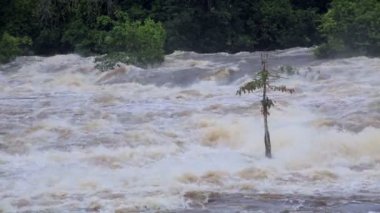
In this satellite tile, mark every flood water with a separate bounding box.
[0,48,380,212]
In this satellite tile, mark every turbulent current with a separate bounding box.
[0,48,380,212]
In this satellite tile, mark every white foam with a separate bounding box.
[0,51,380,211]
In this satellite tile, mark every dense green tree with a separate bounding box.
[0,0,39,37]
[254,0,321,50]
[32,0,114,54]
[0,0,166,67]
[315,0,380,58]
[0,32,31,63]
[151,0,323,53]
[95,15,166,70]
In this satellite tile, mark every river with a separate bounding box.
[0,48,380,212]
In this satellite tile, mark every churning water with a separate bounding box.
[0,48,380,212]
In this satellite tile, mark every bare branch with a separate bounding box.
[268,85,295,94]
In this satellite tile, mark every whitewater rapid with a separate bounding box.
[0,48,379,212]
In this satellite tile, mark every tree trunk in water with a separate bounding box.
[262,60,272,158]
[263,112,272,158]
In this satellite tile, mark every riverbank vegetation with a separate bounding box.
[315,0,380,58]
[1,0,379,66]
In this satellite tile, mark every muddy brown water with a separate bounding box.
[1,48,380,212]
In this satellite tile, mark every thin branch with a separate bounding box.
[268,85,295,94]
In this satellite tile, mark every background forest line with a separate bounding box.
[1,0,380,66]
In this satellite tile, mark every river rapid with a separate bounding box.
[0,48,380,212]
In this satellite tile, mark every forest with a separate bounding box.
[1,0,380,66]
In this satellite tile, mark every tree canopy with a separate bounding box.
[315,0,380,58]
[9,0,378,66]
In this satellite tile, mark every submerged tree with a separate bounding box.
[236,54,294,158]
